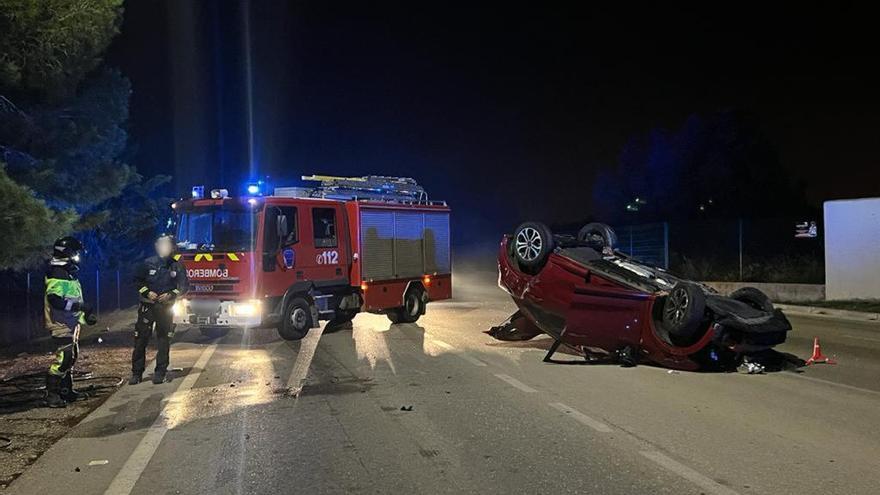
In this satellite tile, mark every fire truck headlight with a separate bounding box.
[230,300,262,317]
[172,299,187,317]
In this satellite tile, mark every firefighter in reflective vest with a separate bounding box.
[44,237,97,408]
[130,234,188,385]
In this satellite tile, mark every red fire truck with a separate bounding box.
[170,175,451,340]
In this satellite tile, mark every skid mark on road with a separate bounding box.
[104,342,218,495]
[493,374,537,393]
[548,402,612,432]
[640,451,740,495]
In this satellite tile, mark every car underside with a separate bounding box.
[490,221,794,371]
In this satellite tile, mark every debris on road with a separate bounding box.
[88,460,109,466]
[737,359,765,375]
[666,370,679,375]
[400,405,414,411]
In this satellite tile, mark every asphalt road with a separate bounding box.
[11,273,880,494]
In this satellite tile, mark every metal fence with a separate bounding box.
[0,269,139,345]
[614,217,824,284]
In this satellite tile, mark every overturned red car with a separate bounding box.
[491,221,792,371]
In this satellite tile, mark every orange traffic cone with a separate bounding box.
[805,337,836,365]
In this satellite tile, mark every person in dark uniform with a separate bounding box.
[130,234,188,385]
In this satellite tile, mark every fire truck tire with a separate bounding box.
[278,297,313,340]
[387,288,425,324]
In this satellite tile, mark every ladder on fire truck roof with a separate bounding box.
[275,174,445,205]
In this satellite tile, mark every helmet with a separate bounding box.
[53,236,83,262]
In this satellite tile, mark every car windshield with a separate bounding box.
[175,206,258,252]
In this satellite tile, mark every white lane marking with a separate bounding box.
[494,373,537,393]
[783,371,880,397]
[640,451,740,495]
[286,326,326,395]
[457,353,488,367]
[431,339,454,350]
[548,402,612,432]
[104,343,218,495]
[430,339,487,367]
[842,333,880,343]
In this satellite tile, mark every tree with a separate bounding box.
[0,0,154,271]
[0,0,123,99]
[0,164,77,269]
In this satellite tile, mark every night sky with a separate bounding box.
[105,2,878,247]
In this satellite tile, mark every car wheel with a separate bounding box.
[512,222,555,271]
[662,283,706,337]
[387,288,425,324]
[278,297,313,340]
[729,287,774,312]
[577,222,617,251]
[325,309,358,333]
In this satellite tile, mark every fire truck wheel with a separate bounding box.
[278,297,313,341]
[387,289,425,324]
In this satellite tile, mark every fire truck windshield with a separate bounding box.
[174,206,258,252]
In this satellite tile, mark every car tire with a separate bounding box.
[387,288,425,324]
[199,326,230,338]
[577,222,617,251]
[278,297,313,340]
[729,287,774,312]
[512,222,555,271]
[325,309,358,333]
[662,283,706,338]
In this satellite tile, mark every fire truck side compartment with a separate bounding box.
[355,204,452,311]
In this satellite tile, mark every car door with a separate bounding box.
[565,270,649,351]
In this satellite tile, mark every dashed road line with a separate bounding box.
[640,451,740,495]
[494,373,537,393]
[782,371,880,397]
[431,339,487,367]
[104,342,219,495]
[548,402,612,432]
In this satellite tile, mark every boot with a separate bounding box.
[61,373,88,402]
[152,371,167,384]
[45,375,67,408]
[129,373,143,385]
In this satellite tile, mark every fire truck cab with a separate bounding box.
[170,175,452,340]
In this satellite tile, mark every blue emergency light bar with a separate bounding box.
[191,186,205,199]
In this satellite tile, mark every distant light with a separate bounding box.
[191,186,205,199]
[247,198,258,206]
[247,184,260,195]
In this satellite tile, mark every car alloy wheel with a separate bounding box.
[665,286,689,326]
[515,227,543,262]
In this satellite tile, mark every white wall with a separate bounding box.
[825,197,880,300]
